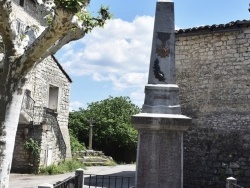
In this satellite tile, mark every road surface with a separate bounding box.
[10,164,136,188]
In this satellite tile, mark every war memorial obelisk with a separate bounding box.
[131,0,191,187]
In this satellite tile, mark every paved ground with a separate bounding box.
[10,164,136,188]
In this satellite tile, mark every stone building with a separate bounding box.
[175,20,250,187]
[12,55,72,173]
[9,0,72,173]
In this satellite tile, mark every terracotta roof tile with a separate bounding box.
[176,20,250,34]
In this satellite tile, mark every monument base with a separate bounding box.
[132,113,191,188]
[142,84,181,114]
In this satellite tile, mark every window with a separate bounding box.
[19,0,24,7]
[48,85,59,112]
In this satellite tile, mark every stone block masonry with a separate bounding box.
[12,122,65,173]
[27,56,72,158]
[176,30,250,114]
[175,22,250,187]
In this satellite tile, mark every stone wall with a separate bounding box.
[27,56,72,158]
[12,0,44,25]
[176,23,250,187]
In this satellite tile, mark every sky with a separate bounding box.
[55,0,250,111]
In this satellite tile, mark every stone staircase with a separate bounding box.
[19,90,35,124]
[74,150,114,166]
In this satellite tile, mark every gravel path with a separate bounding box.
[10,164,136,188]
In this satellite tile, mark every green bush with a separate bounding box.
[69,131,86,153]
[23,138,41,155]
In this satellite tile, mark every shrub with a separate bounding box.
[39,159,85,175]
[69,131,86,153]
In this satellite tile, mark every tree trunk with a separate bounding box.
[0,89,24,188]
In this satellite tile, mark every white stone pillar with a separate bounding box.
[226,177,237,188]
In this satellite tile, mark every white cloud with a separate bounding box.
[56,16,182,105]
[69,101,85,111]
[57,16,154,80]
[113,72,148,90]
[130,87,145,108]
[92,73,116,82]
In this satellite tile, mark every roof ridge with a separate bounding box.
[176,19,250,34]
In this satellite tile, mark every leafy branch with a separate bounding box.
[76,6,112,33]
[24,138,41,156]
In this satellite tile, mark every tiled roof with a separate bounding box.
[176,20,250,34]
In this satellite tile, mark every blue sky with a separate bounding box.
[55,0,250,111]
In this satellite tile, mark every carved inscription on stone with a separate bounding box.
[137,133,160,186]
[136,132,181,187]
[132,117,177,125]
[154,95,170,100]
[145,87,178,93]
[159,132,181,185]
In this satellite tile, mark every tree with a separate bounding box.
[0,0,111,186]
[69,96,140,163]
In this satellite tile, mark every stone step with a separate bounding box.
[78,156,109,162]
[82,161,105,165]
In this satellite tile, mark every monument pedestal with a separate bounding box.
[132,113,191,188]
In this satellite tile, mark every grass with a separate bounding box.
[39,158,117,175]
[83,160,117,167]
[39,159,85,175]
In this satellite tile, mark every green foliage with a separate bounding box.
[45,13,54,25]
[39,159,85,175]
[69,131,86,153]
[84,160,117,167]
[76,6,112,33]
[54,0,112,33]
[20,34,26,41]
[69,96,140,163]
[55,0,86,12]
[30,24,40,32]
[23,138,41,156]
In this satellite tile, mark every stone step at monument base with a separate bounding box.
[74,150,114,166]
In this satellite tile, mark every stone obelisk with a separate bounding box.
[131,1,191,188]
